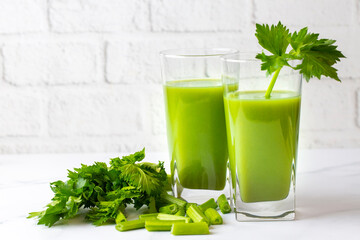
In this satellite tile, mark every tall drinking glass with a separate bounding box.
[160,48,238,202]
[222,53,302,221]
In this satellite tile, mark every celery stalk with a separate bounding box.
[217,194,231,214]
[175,208,186,216]
[115,219,145,232]
[171,222,209,235]
[161,193,187,208]
[265,67,282,98]
[186,205,209,225]
[164,174,172,191]
[139,213,159,221]
[157,213,191,223]
[199,198,218,212]
[185,203,198,211]
[145,220,185,231]
[159,203,178,214]
[204,208,223,225]
[148,196,157,213]
[115,206,126,224]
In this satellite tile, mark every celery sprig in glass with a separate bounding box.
[255,22,345,98]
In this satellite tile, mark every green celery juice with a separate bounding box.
[164,79,228,190]
[224,91,301,203]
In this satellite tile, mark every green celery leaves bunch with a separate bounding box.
[28,148,167,227]
[255,22,345,98]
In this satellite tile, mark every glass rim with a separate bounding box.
[221,52,302,67]
[220,52,261,63]
[159,48,239,58]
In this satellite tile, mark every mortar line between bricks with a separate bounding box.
[356,88,360,128]
[0,47,5,85]
[356,0,360,26]
[0,82,160,90]
[46,0,52,31]
[0,31,248,39]
[148,0,153,32]
[42,88,50,138]
[251,0,256,24]
[354,0,358,23]
[1,53,19,88]
[103,42,109,83]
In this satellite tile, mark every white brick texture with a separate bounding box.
[0,89,43,137]
[0,0,47,33]
[106,38,204,84]
[3,42,100,86]
[202,33,262,52]
[146,87,166,135]
[301,79,355,131]
[151,0,252,32]
[49,0,150,32]
[48,87,143,137]
[357,89,360,128]
[254,0,355,27]
[328,27,360,79]
[0,0,358,153]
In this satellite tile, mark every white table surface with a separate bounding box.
[1,149,359,240]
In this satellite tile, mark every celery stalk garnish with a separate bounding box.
[255,22,345,98]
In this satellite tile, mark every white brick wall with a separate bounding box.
[48,86,143,136]
[254,0,355,27]
[0,89,44,137]
[301,79,355,131]
[49,0,150,32]
[3,42,101,85]
[0,0,358,153]
[0,0,47,33]
[151,0,252,32]
[106,39,203,84]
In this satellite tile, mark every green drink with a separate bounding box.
[164,79,228,190]
[224,91,301,203]
[221,52,302,220]
[220,22,343,221]
[160,48,237,200]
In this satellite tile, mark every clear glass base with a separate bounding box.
[236,211,295,221]
[173,186,228,204]
[232,163,296,221]
[235,196,295,221]
[171,165,230,203]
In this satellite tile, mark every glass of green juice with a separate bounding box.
[221,53,302,221]
[160,48,238,202]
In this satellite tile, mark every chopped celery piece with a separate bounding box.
[139,213,159,221]
[217,194,231,214]
[157,213,191,223]
[165,174,172,191]
[171,222,209,235]
[175,208,186,216]
[161,193,187,208]
[159,203,178,214]
[115,219,145,232]
[148,196,157,213]
[115,210,126,224]
[185,203,198,211]
[199,198,218,212]
[145,220,185,231]
[204,208,223,225]
[186,205,209,225]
